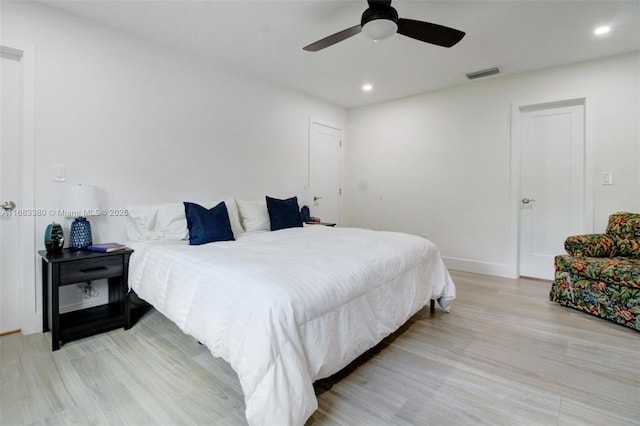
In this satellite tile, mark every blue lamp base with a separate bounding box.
[69,217,93,250]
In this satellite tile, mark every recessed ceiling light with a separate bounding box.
[362,83,373,92]
[594,26,610,35]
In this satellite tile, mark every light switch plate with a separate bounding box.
[602,171,613,185]
[52,164,65,182]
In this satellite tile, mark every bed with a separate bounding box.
[126,200,455,426]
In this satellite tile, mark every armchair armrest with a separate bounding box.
[564,234,616,257]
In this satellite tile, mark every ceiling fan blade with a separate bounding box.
[303,25,362,52]
[397,18,465,48]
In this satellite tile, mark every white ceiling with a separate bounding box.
[43,0,640,109]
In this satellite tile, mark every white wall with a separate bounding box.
[2,1,346,323]
[4,2,346,241]
[345,53,640,277]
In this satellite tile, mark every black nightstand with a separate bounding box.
[39,248,133,351]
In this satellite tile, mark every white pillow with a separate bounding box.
[126,203,188,241]
[126,198,244,241]
[222,198,244,238]
[236,199,270,232]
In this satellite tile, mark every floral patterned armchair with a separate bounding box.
[550,212,640,331]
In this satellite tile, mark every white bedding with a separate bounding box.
[128,225,455,425]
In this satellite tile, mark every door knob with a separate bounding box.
[521,198,536,204]
[313,196,322,202]
[1,201,16,211]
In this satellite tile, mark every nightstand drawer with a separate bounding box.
[59,256,123,285]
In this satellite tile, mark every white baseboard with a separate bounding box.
[442,256,517,279]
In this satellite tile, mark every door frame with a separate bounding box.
[1,43,37,334]
[509,97,592,278]
[308,118,343,225]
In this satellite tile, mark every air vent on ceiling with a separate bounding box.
[466,67,500,80]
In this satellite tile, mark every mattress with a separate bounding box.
[128,225,455,425]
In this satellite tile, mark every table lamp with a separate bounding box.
[63,184,100,250]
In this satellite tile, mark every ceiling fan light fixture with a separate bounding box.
[362,19,398,41]
[303,0,465,52]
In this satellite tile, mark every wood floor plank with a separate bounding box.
[1,270,638,425]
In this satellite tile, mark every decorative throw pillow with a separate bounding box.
[236,199,270,232]
[183,201,234,245]
[266,196,303,231]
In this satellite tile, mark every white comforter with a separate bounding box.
[128,226,455,425]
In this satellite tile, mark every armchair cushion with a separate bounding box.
[564,234,616,257]
[555,256,640,289]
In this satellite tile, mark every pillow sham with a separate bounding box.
[266,196,303,231]
[126,203,189,241]
[236,199,270,232]
[184,201,234,245]
[126,198,243,241]
[223,198,244,238]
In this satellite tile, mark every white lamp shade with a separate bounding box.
[63,184,100,217]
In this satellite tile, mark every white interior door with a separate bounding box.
[519,102,585,279]
[309,121,342,224]
[1,50,23,334]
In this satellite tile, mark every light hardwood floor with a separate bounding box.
[1,271,638,425]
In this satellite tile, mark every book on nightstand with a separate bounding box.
[86,242,127,253]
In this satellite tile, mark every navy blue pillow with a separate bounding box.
[184,201,234,245]
[266,196,303,231]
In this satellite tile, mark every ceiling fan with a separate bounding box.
[303,0,465,52]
